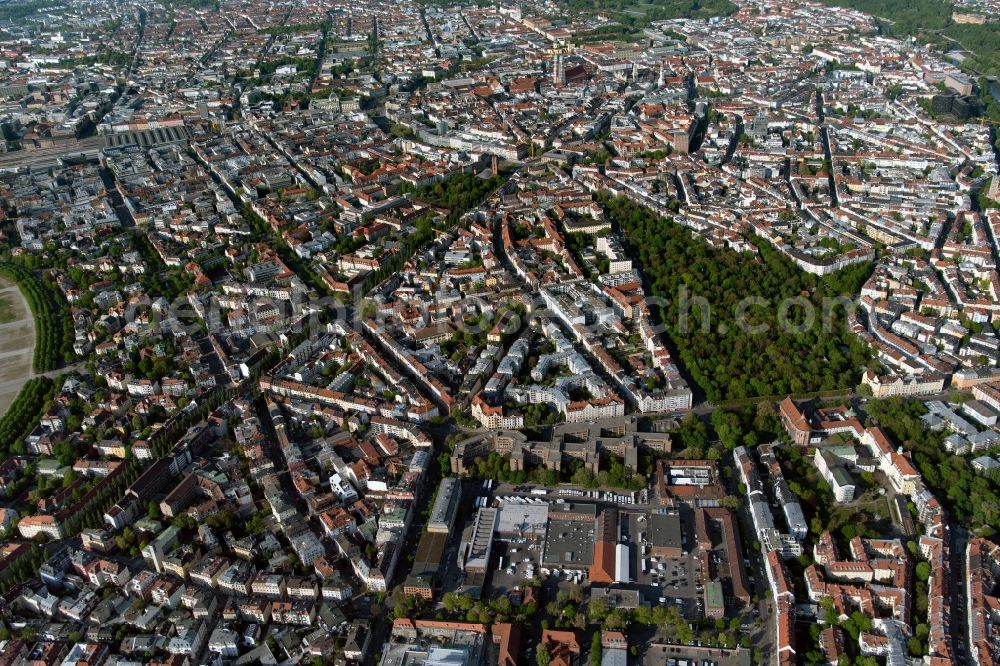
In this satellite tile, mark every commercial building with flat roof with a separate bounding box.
[548,502,598,522]
[614,543,630,583]
[647,510,683,557]
[543,518,596,570]
[428,477,461,533]
[704,580,725,619]
[496,502,548,539]
[464,508,497,574]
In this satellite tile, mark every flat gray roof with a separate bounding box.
[542,518,595,567]
[428,477,461,531]
[648,511,682,551]
[496,503,549,537]
[548,502,598,520]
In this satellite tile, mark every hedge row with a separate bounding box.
[0,263,73,372]
[0,376,55,458]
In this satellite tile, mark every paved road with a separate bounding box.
[693,387,969,416]
[449,388,970,440]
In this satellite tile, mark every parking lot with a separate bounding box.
[622,511,702,619]
[498,482,650,508]
[491,537,549,595]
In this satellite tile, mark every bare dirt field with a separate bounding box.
[0,275,35,415]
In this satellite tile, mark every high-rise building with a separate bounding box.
[552,52,565,86]
[749,109,769,140]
